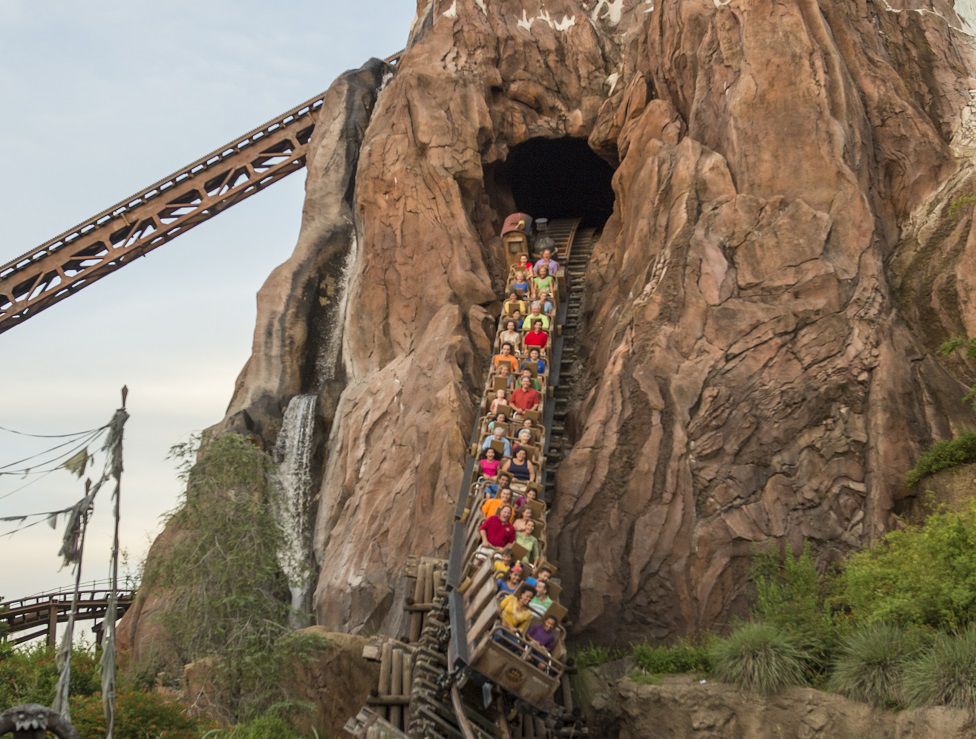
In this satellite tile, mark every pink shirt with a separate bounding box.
[480,458,501,477]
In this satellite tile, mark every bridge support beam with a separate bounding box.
[46,605,58,648]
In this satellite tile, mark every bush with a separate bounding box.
[709,623,808,694]
[211,712,305,738]
[751,544,837,680]
[838,501,976,630]
[141,433,290,721]
[573,644,621,669]
[71,689,207,737]
[828,623,924,708]
[632,640,710,675]
[903,628,976,711]
[905,433,976,488]
[0,643,101,709]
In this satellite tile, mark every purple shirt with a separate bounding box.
[526,622,556,651]
[533,258,559,276]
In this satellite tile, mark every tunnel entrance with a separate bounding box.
[494,138,615,229]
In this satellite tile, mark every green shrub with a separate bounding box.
[903,628,976,711]
[709,623,808,694]
[141,433,291,721]
[71,689,207,737]
[750,544,837,680]
[828,623,924,708]
[838,501,976,630]
[632,640,710,674]
[573,644,622,669]
[628,670,662,685]
[213,712,305,738]
[0,643,101,709]
[905,433,976,488]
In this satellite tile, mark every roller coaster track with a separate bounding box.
[0,52,401,336]
[347,220,591,739]
[1,579,136,646]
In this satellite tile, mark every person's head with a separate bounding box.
[494,390,505,401]
[518,429,532,443]
[508,291,518,302]
[498,363,510,377]
[522,418,533,430]
[519,254,528,264]
[512,310,522,322]
[519,507,533,520]
[537,566,552,582]
[501,548,513,564]
[514,449,527,463]
[516,270,526,280]
[507,570,522,586]
[523,519,536,535]
[534,580,548,597]
[498,504,513,522]
[529,348,541,361]
[492,426,505,439]
[505,319,516,332]
[542,248,552,260]
[520,377,531,390]
[517,587,534,606]
[521,369,533,382]
[525,488,538,501]
[543,615,557,631]
[499,488,513,503]
[483,448,496,461]
[532,319,543,331]
[537,264,549,277]
[501,342,513,354]
[530,301,542,314]
[498,473,512,486]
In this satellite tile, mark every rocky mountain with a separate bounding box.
[120,0,976,654]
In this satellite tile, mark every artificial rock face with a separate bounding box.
[126,0,976,649]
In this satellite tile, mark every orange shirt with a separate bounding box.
[492,354,520,373]
[482,497,506,519]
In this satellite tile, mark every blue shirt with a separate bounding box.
[482,436,511,458]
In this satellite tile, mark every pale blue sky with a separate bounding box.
[0,1,414,598]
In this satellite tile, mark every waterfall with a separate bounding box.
[314,229,358,388]
[273,393,317,627]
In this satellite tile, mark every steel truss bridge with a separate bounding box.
[0,53,400,335]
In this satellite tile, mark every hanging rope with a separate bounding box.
[101,387,128,739]
[52,502,90,721]
[0,423,105,438]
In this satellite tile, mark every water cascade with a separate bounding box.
[273,393,317,627]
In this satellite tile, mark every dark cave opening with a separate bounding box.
[495,137,616,228]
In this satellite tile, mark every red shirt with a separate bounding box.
[524,330,548,350]
[480,515,516,547]
[510,386,540,412]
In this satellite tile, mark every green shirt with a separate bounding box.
[521,312,550,332]
[515,532,540,565]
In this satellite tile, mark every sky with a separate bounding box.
[0,1,414,600]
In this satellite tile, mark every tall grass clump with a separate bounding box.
[751,544,836,681]
[709,623,807,694]
[828,623,923,708]
[902,628,976,711]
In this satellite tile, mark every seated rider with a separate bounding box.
[501,448,535,483]
[528,579,553,616]
[478,448,500,478]
[542,291,555,316]
[496,568,522,598]
[534,248,559,277]
[521,302,550,332]
[482,488,513,520]
[523,320,549,352]
[515,518,541,565]
[516,253,534,277]
[513,270,530,297]
[493,547,514,579]
[479,504,516,549]
[498,586,535,634]
[531,264,555,300]
[510,377,541,414]
[526,615,559,653]
[481,425,512,459]
[484,473,512,498]
[521,348,547,376]
[488,390,508,416]
[499,319,521,350]
[518,368,542,392]
[492,342,520,373]
[503,291,526,317]
[512,505,534,533]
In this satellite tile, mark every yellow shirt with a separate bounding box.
[493,559,510,579]
[498,594,533,633]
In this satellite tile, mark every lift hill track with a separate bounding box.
[0,53,400,335]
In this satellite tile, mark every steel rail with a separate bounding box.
[0,51,402,335]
